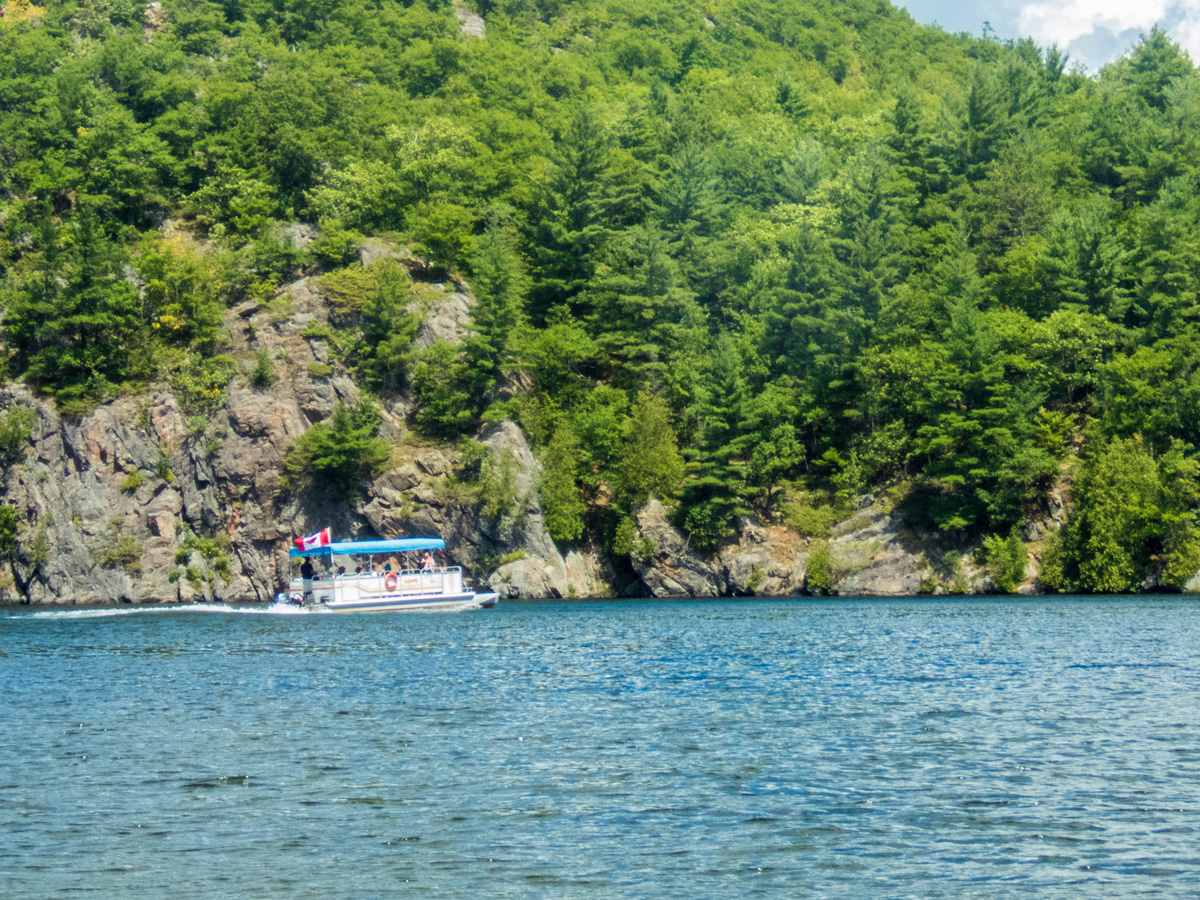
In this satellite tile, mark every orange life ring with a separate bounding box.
[384,572,398,592]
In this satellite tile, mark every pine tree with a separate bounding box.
[539,425,586,544]
[615,390,684,508]
[679,335,750,551]
[530,107,612,321]
[6,206,146,408]
[464,210,528,404]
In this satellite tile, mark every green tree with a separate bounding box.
[1052,436,1200,592]
[411,342,475,438]
[981,528,1028,593]
[5,208,147,410]
[614,390,684,508]
[360,260,420,395]
[464,210,528,403]
[679,336,750,551]
[282,397,391,499]
[539,424,586,544]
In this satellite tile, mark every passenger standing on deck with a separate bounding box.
[300,557,314,602]
[421,551,434,572]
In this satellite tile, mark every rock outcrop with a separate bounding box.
[0,233,1086,605]
[0,242,612,605]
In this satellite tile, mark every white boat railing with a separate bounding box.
[289,566,465,598]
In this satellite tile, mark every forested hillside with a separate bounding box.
[3,0,1200,595]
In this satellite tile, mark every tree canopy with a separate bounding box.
[4,1,1200,586]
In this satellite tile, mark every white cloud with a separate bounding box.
[1018,0,1200,65]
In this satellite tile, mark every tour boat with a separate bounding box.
[279,537,498,613]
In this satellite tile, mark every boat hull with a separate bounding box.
[320,592,498,613]
[284,565,496,613]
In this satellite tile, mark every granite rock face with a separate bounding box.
[0,248,610,605]
[631,499,725,597]
[828,500,927,596]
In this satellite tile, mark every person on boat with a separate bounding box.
[421,551,435,572]
[300,558,314,602]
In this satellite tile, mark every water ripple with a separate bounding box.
[2,597,1200,898]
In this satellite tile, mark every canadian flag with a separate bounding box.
[294,527,332,552]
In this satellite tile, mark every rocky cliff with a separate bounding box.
[0,238,624,605]
[0,239,1058,606]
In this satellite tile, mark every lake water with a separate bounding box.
[2,597,1199,898]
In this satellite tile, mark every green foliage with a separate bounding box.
[806,540,835,594]
[477,449,525,543]
[94,521,143,576]
[0,407,35,468]
[5,209,148,408]
[1050,436,1200,592]
[0,505,17,556]
[120,470,145,493]
[154,449,174,483]
[2,0,1200,580]
[784,491,843,538]
[282,398,391,499]
[250,350,275,391]
[609,515,638,557]
[746,565,765,594]
[171,354,237,415]
[359,260,420,395]
[174,526,232,583]
[23,521,50,570]
[981,528,1028,593]
[614,391,684,508]
[539,425,585,544]
[632,537,658,566]
[411,342,475,437]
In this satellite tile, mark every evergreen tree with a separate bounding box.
[530,107,613,321]
[464,210,528,404]
[539,424,586,544]
[679,335,749,551]
[5,206,146,409]
[615,390,684,508]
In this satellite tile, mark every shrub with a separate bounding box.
[539,426,585,544]
[0,505,17,555]
[0,407,35,468]
[310,227,363,270]
[95,522,144,576]
[746,565,764,594]
[498,549,526,566]
[608,515,637,557]
[981,528,1028,593]
[806,540,834,594]
[478,450,524,542]
[250,349,275,390]
[155,450,174,483]
[633,537,657,565]
[783,491,842,538]
[120,471,145,493]
[281,398,391,498]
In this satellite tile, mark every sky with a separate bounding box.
[897,0,1200,70]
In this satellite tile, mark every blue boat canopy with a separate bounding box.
[289,538,445,558]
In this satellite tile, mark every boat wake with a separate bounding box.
[14,603,327,620]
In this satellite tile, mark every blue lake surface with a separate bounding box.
[2,597,1200,898]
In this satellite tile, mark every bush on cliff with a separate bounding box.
[281,398,391,499]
